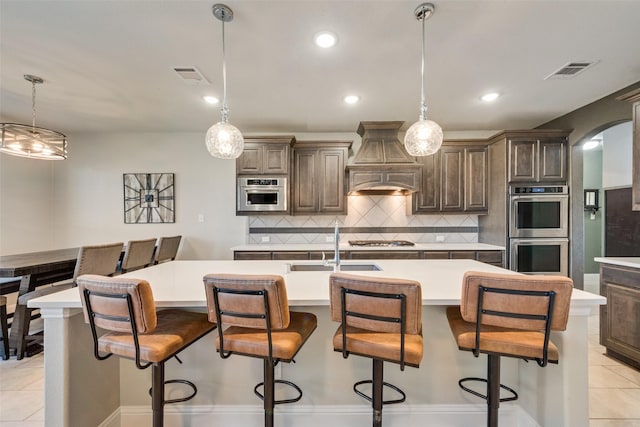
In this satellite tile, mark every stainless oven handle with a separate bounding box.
[243,189,280,194]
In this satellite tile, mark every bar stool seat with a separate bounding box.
[333,324,424,367]
[220,311,316,360]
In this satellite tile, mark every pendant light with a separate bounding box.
[0,75,68,160]
[404,3,443,157]
[205,3,244,159]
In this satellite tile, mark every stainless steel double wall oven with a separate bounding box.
[509,185,569,276]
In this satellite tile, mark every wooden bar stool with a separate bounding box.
[1,295,9,360]
[77,274,216,427]
[329,273,423,427]
[203,274,317,427]
[446,271,573,427]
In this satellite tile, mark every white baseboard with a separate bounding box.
[117,403,540,427]
[98,407,120,427]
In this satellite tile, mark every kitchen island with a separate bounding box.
[595,257,640,369]
[30,259,603,427]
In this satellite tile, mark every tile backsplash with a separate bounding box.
[248,195,478,244]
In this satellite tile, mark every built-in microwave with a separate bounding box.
[237,177,288,213]
[509,185,569,238]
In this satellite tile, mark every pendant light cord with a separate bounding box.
[221,17,229,122]
[31,80,37,131]
[419,12,427,121]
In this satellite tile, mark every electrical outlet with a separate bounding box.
[261,236,270,243]
[197,214,204,223]
[436,235,445,242]
[325,236,334,243]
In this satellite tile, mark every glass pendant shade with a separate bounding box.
[404,118,443,156]
[205,120,244,159]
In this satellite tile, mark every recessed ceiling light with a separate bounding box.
[344,95,360,104]
[203,95,219,105]
[481,92,500,102]
[314,31,338,48]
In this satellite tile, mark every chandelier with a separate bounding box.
[0,75,68,160]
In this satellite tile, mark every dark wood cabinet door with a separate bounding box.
[293,149,319,213]
[236,144,263,174]
[465,146,488,212]
[509,139,537,182]
[349,251,421,260]
[539,138,566,182]
[319,149,347,213]
[271,251,309,260]
[441,147,465,211]
[263,144,289,174]
[413,152,440,212]
[234,251,272,260]
[292,141,350,215]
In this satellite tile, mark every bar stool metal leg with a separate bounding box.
[264,359,275,427]
[487,355,500,427]
[152,363,165,427]
[372,359,384,427]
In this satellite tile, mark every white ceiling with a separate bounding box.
[1,0,640,136]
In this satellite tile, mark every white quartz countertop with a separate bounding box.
[232,243,505,251]
[29,259,603,310]
[595,257,640,269]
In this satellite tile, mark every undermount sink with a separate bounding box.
[288,263,382,272]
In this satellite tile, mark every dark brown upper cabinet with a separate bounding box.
[413,141,488,214]
[292,141,352,215]
[618,88,640,210]
[508,136,568,183]
[236,136,295,175]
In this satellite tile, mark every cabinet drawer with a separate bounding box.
[423,251,450,260]
[449,251,476,260]
[349,251,421,260]
[476,251,503,264]
[272,252,309,261]
[234,251,272,261]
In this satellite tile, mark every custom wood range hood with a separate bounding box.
[346,121,421,195]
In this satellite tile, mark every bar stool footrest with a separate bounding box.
[148,379,198,404]
[354,379,407,405]
[458,377,518,403]
[254,380,303,405]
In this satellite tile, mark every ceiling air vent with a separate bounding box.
[545,61,598,80]
[173,67,210,85]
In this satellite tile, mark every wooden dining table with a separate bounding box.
[0,247,79,357]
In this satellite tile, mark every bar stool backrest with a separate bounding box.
[74,243,124,281]
[154,235,181,264]
[460,271,573,332]
[78,274,157,334]
[121,238,156,273]
[329,273,422,334]
[203,274,290,330]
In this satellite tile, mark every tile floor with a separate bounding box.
[1,276,639,426]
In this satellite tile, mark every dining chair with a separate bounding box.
[77,274,216,427]
[328,272,423,427]
[203,274,317,427]
[120,238,157,273]
[14,242,124,359]
[154,236,181,264]
[0,295,9,360]
[446,271,573,427]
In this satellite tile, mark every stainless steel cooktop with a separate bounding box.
[348,240,415,247]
